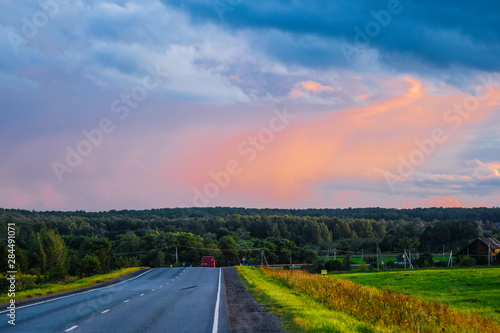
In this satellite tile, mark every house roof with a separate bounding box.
[479,237,500,249]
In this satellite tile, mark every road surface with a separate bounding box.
[0,267,230,333]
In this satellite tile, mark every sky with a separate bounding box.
[1,0,500,211]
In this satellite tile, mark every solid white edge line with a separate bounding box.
[212,268,222,333]
[65,325,78,332]
[0,269,155,314]
[124,300,130,303]
[101,309,110,314]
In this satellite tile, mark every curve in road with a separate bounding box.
[0,267,230,333]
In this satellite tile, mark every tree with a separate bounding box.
[0,244,8,273]
[397,236,420,253]
[325,259,342,272]
[342,253,353,271]
[219,236,238,266]
[42,229,68,279]
[28,231,46,275]
[155,251,165,267]
[80,237,111,274]
[80,255,100,277]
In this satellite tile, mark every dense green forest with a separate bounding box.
[1,207,499,281]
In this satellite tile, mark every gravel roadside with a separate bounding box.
[223,267,285,333]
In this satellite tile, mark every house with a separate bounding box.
[457,238,500,264]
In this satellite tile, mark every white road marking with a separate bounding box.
[212,268,222,333]
[102,309,110,314]
[0,269,155,314]
[140,294,145,296]
[65,326,78,332]
[160,286,163,288]
[124,300,130,303]
[151,289,155,291]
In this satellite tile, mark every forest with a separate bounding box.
[1,207,499,282]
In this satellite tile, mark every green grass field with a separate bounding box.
[328,256,450,264]
[333,267,500,323]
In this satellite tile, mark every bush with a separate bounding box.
[417,252,434,268]
[385,260,396,268]
[325,259,342,272]
[434,260,448,267]
[342,255,353,271]
[359,261,368,272]
[459,256,476,267]
[80,255,101,277]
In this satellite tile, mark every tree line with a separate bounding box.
[0,207,499,284]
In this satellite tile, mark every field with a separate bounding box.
[237,266,500,332]
[334,267,500,323]
[328,256,450,264]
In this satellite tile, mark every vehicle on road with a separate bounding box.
[201,256,216,267]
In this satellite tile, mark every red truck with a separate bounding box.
[201,256,216,267]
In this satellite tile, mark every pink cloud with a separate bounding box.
[300,81,334,92]
[178,77,500,205]
[288,80,334,98]
[421,196,465,208]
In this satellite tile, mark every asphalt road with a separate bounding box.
[0,267,230,333]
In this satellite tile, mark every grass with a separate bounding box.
[235,266,382,332]
[328,256,450,264]
[0,267,148,304]
[333,267,500,323]
[238,266,500,332]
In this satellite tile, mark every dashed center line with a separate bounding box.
[124,300,130,303]
[65,326,78,332]
[102,309,110,314]
[151,289,155,291]
[140,294,145,296]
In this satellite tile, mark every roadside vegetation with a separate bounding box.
[238,266,500,332]
[236,266,380,332]
[334,267,500,323]
[0,267,146,304]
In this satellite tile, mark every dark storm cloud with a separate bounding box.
[161,0,500,71]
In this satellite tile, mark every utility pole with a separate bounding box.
[261,250,264,267]
[290,251,293,270]
[361,249,364,262]
[488,245,491,266]
[334,249,337,260]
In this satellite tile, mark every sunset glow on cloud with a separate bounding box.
[1,1,500,211]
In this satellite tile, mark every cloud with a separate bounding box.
[421,196,464,208]
[161,0,500,72]
[287,80,336,106]
[408,160,500,194]
[177,77,500,205]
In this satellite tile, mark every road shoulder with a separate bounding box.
[223,267,284,333]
